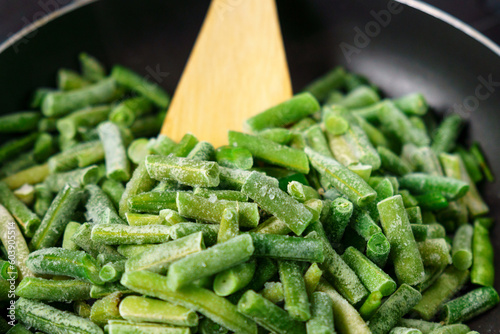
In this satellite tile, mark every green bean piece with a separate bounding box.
[397,319,442,333]
[368,284,422,334]
[471,221,494,287]
[348,163,372,181]
[78,52,105,81]
[111,65,170,108]
[378,195,424,285]
[306,147,376,206]
[125,213,164,226]
[32,132,54,162]
[393,93,428,116]
[119,295,198,326]
[306,291,335,334]
[125,232,205,274]
[218,166,278,190]
[91,223,170,245]
[411,224,429,242]
[29,184,84,250]
[1,163,49,191]
[304,262,322,296]
[457,156,489,217]
[56,105,111,140]
[0,260,18,280]
[98,121,131,181]
[0,133,38,165]
[451,224,473,270]
[378,146,412,175]
[475,216,494,230]
[257,128,293,145]
[45,165,100,192]
[15,297,103,334]
[399,173,469,201]
[128,190,178,214]
[71,223,123,263]
[431,114,462,153]
[442,286,499,324]
[15,277,91,302]
[48,141,104,172]
[303,67,345,101]
[229,132,310,174]
[62,221,81,251]
[0,111,41,134]
[13,184,35,206]
[249,233,323,262]
[243,172,313,234]
[187,141,215,161]
[417,238,451,267]
[304,124,333,158]
[100,260,126,282]
[100,179,124,210]
[159,209,187,226]
[109,96,153,127]
[166,234,253,290]
[287,181,320,203]
[351,210,382,243]
[316,279,370,334]
[428,324,470,334]
[456,146,483,183]
[307,229,368,305]
[171,133,199,157]
[127,138,150,164]
[86,184,126,225]
[176,192,259,228]
[278,260,310,321]
[337,85,379,108]
[147,134,176,156]
[406,206,422,225]
[0,205,32,279]
[342,247,396,296]
[26,247,103,285]
[359,291,383,321]
[237,290,305,334]
[322,197,353,245]
[90,282,132,299]
[90,291,123,327]
[168,223,219,246]
[259,281,284,303]
[42,78,120,117]
[228,258,278,303]
[194,188,249,202]
[378,101,430,146]
[470,142,494,182]
[217,207,239,243]
[214,260,256,296]
[366,232,391,268]
[323,110,349,136]
[119,160,156,217]
[412,266,469,321]
[121,270,257,334]
[0,181,40,237]
[146,155,220,187]
[398,190,419,208]
[414,192,448,211]
[245,93,319,132]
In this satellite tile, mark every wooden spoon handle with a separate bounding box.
[161,0,292,147]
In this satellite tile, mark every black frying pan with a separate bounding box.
[0,0,499,331]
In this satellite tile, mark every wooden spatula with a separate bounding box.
[160,0,292,148]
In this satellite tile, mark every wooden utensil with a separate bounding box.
[160,0,292,147]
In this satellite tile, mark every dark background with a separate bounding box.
[1,0,500,46]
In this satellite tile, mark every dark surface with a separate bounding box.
[0,0,499,332]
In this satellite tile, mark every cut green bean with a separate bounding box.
[342,246,396,296]
[470,142,494,182]
[119,160,156,217]
[214,260,256,296]
[26,248,103,285]
[316,279,370,334]
[278,260,311,321]
[359,291,383,320]
[101,178,125,209]
[431,114,461,153]
[322,197,353,245]
[304,67,345,101]
[260,281,284,303]
[29,184,83,250]
[0,111,41,133]
[62,221,81,251]
[306,147,376,207]
[471,221,494,287]
[159,209,188,226]
[71,223,123,263]
[15,277,91,302]
[452,224,473,270]
[287,181,320,203]
[166,234,254,290]
[249,233,323,262]
[177,192,259,228]
[442,286,499,324]
[378,146,412,175]
[48,140,104,172]
[125,232,205,273]
[90,291,123,327]
[45,165,100,192]
[306,291,335,334]
[15,297,103,334]
[168,223,219,246]
[128,190,178,214]
[98,121,131,181]
[393,93,428,116]
[187,141,215,161]
[146,155,219,187]
[366,232,391,268]
[194,187,249,202]
[218,166,278,190]
[111,65,170,108]
[57,105,112,139]
[91,223,170,245]
[304,124,334,158]
[90,282,132,299]
[378,195,424,285]
[245,93,319,132]
[0,260,18,280]
[171,133,199,157]
[125,212,164,226]
[119,295,198,326]
[257,128,293,145]
[237,290,305,334]
[0,133,38,165]
[99,260,126,283]
[0,181,40,237]
[1,163,49,190]
[399,173,469,201]
[121,270,257,334]
[418,238,451,267]
[217,207,239,243]
[412,266,469,321]
[304,262,322,296]
[368,284,422,334]
[109,96,153,127]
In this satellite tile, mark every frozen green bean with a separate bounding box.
[452,224,473,270]
[91,223,170,245]
[214,260,256,297]
[442,286,499,324]
[0,181,40,237]
[249,233,323,262]
[15,277,91,302]
[278,260,311,321]
[471,221,494,287]
[359,291,383,320]
[89,291,123,327]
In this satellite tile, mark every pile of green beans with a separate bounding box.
[0,55,496,334]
